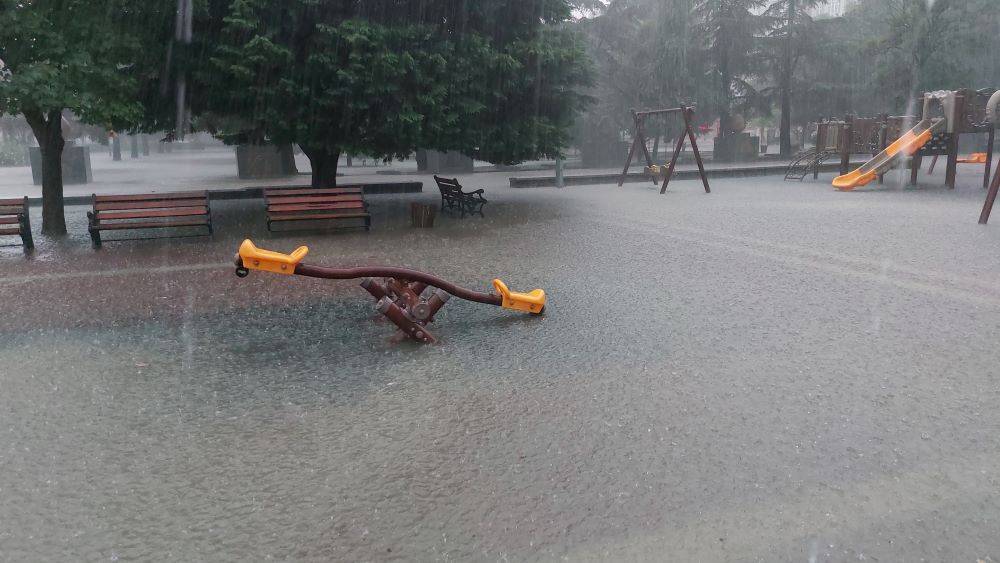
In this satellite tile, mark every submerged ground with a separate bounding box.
[2,168,999,561]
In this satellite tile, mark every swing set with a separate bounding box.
[618,106,711,194]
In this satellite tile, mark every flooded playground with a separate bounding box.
[3,171,1000,560]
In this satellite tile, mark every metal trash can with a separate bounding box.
[410,202,436,228]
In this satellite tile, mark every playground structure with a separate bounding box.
[618,106,711,194]
[977,90,1000,224]
[785,115,889,181]
[232,240,546,343]
[833,89,996,191]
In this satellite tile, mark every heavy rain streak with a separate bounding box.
[1,0,1000,560]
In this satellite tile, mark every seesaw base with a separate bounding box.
[360,277,451,343]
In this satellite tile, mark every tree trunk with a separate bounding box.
[130,135,140,158]
[719,48,731,138]
[301,146,341,188]
[779,0,795,158]
[24,109,68,236]
[278,144,299,175]
[112,135,122,161]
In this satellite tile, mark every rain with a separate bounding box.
[1,0,1000,560]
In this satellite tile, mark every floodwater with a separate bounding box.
[2,171,1000,560]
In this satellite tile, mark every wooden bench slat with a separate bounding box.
[90,218,211,231]
[94,208,209,221]
[263,186,370,233]
[0,198,31,249]
[88,191,212,246]
[93,191,207,203]
[95,199,208,211]
[263,187,363,197]
[268,201,366,213]
[265,195,365,205]
[268,212,371,222]
[254,184,366,191]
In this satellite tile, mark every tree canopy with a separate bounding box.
[181,0,591,186]
[573,0,1000,157]
[0,0,172,234]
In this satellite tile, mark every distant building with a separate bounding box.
[809,0,859,19]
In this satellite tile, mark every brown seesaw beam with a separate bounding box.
[233,240,546,343]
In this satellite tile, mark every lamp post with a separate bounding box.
[174,0,193,141]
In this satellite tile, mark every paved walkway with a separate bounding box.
[0,145,936,200]
[2,170,1000,560]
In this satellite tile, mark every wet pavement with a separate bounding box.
[0,143,894,200]
[2,170,1000,561]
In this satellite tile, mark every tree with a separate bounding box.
[0,0,169,235]
[695,0,769,137]
[758,0,827,156]
[817,0,999,115]
[188,0,591,187]
[573,0,718,164]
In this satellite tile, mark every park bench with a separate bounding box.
[434,176,487,218]
[87,191,213,247]
[0,197,33,250]
[263,186,371,232]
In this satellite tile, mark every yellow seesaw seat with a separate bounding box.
[238,239,308,275]
[492,279,546,314]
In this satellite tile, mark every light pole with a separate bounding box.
[174,0,193,141]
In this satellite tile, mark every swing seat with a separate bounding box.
[646,164,673,177]
[238,239,309,275]
[492,279,546,314]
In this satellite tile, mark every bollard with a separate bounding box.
[410,203,436,228]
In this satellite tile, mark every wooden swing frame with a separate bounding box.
[618,106,710,194]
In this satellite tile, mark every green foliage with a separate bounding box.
[859,0,998,111]
[576,0,999,145]
[574,0,771,145]
[192,0,591,169]
[0,0,158,127]
[694,0,770,127]
[0,0,173,234]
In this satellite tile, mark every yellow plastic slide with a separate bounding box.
[958,153,987,164]
[832,118,946,190]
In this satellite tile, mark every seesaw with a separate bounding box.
[233,240,546,343]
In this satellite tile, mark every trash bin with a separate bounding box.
[410,203,436,228]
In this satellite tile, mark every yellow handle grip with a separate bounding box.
[492,279,546,314]
[238,239,308,275]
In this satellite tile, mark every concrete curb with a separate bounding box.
[31,181,423,207]
[508,163,853,188]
